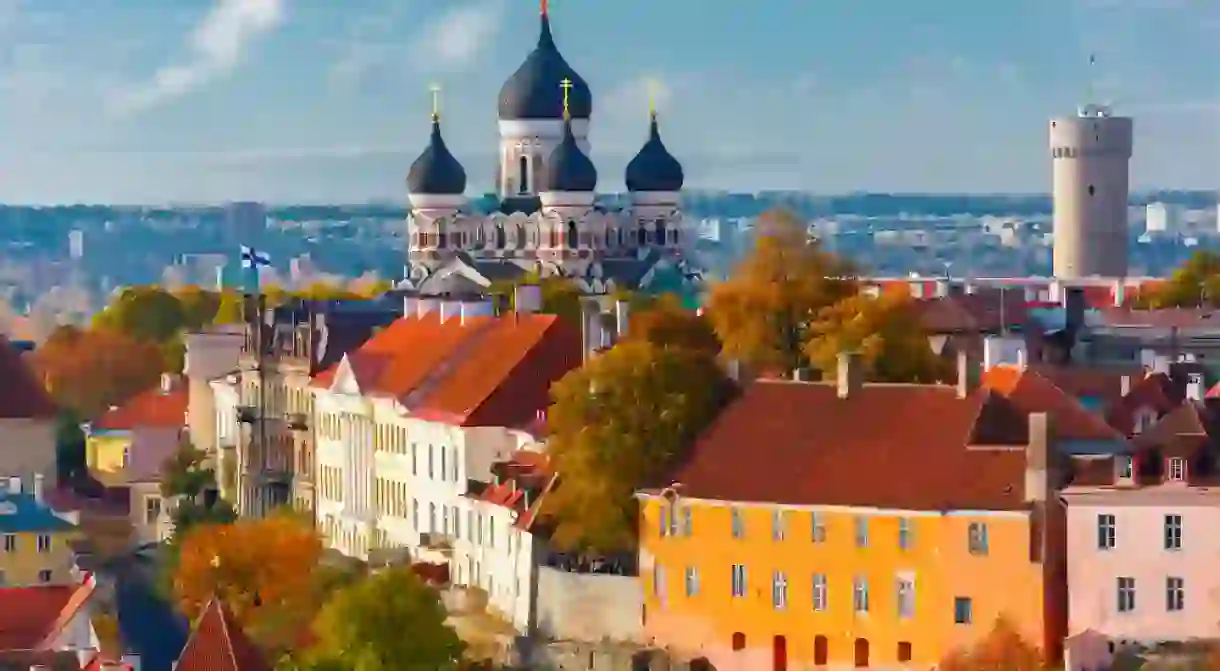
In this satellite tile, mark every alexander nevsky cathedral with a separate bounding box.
[400,2,701,298]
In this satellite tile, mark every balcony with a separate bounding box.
[237,405,259,423]
[286,412,308,431]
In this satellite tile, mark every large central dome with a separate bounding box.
[498,12,592,120]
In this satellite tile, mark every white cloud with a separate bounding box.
[326,4,410,89]
[108,0,286,116]
[409,0,504,73]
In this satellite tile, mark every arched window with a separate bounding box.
[656,220,667,245]
[437,231,447,249]
[567,220,578,248]
[671,228,680,245]
[518,156,529,194]
[605,228,613,247]
[495,224,506,249]
[549,230,559,248]
[618,228,626,247]
[516,224,525,249]
[637,225,648,247]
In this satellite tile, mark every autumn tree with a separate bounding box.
[32,325,167,418]
[938,618,1044,671]
[625,293,721,357]
[487,274,584,325]
[93,286,186,343]
[214,289,246,324]
[161,441,236,542]
[706,207,857,373]
[289,565,465,671]
[174,512,324,654]
[1137,250,1220,308]
[174,286,222,331]
[805,291,952,383]
[545,341,734,552]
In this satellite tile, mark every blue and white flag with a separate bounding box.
[240,245,271,269]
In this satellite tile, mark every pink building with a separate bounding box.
[1062,401,1220,644]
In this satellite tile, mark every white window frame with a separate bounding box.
[772,571,788,610]
[812,573,827,611]
[852,576,869,613]
[1117,577,1136,613]
[1166,576,1184,612]
[1164,514,1183,551]
[1168,457,1187,482]
[1097,514,1117,550]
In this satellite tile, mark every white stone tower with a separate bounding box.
[1049,103,1134,279]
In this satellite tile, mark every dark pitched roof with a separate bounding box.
[0,335,56,419]
[540,117,597,193]
[625,113,684,193]
[175,598,269,671]
[498,12,591,120]
[406,115,467,196]
[659,380,1032,510]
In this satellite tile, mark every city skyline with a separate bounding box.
[1,0,1219,204]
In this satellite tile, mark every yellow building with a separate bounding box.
[637,357,1068,670]
[0,479,80,586]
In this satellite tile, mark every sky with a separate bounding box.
[0,0,1219,204]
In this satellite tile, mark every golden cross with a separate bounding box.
[429,83,442,120]
[647,79,658,119]
[560,78,573,118]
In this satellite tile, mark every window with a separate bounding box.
[1117,455,1134,478]
[659,504,669,537]
[488,517,496,549]
[428,445,435,479]
[1164,514,1183,551]
[812,573,828,611]
[1087,184,1095,196]
[852,576,869,613]
[411,499,419,529]
[411,443,418,475]
[967,522,989,555]
[772,509,787,541]
[2,535,14,552]
[122,447,130,468]
[854,517,869,548]
[730,507,744,539]
[1097,514,1117,550]
[772,571,788,609]
[896,578,915,619]
[897,642,913,663]
[1117,577,1136,613]
[954,597,973,624]
[36,535,51,553]
[38,570,52,583]
[811,512,826,543]
[1169,457,1187,481]
[731,632,746,651]
[429,503,437,533]
[731,564,747,598]
[682,506,693,536]
[653,564,666,600]
[898,517,913,550]
[1166,577,1184,612]
[684,566,699,597]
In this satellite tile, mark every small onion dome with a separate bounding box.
[498,13,592,120]
[540,117,597,192]
[406,115,466,196]
[625,112,684,192]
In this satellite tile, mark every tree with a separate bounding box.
[1136,250,1220,308]
[545,341,733,552]
[93,286,186,343]
[625,293,721,357]
[293,566,465,671]
[705,207,857,373]
[160,440,235,541]
[214,289,246,324]
[804,291,952,383]
[174,286,222,331]
[54,410,87,482]
[32,325,167,418]
[938,618,1044,671]
[486,274,585,326]
[173,512,324,654]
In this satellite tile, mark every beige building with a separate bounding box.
[1050,105,1134,280]
[0,337,58,485]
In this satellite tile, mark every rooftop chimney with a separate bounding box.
[1120,375,1131,397]
[160,372,175,394]
[956,350,974,399]
[514,285,542,314]
[615,300,630,339]
[792,368,814,383]
[836,352,864,399]
[1064,287,1085,335]
[32,473,43,504]
[1025,412,1051,503]
[1112,280,1126,308]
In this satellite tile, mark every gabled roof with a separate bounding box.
[981,365,1126,442]
[91,381,187,431]
[175,597,269,671]
[1107,372,1183,435]
[655,380,1033,511]
[0,492,77,533]
[0,573,96,654]
[0,334,56,419]
[314,311,582,428]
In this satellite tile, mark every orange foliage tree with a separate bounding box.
[625,293,721,357]
[173,512,324,653]
[31,325,167,418]
[939,618,1045,671]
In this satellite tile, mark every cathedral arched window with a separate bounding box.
[411,232,420,248]
[567,220,578,248]
[656,220,667,246]
[618,228,626,247]
[516,224,525,249]
[671,228,680,245]
[605,228,612,248]
[637,225,648,247]
[437,231,448,249]
[518,156,529,194]
[495,224,506,249]
[549,229,559,248]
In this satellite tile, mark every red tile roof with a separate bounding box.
[981,366,1125,442]
[474,450,555,529]
[1107,372,1182,435]
[658,380,1033,510]
[0,334,57,419]
[175,597,270,671]
[0,572,96,653]
[90,381,187,430]
[314,312,583,428]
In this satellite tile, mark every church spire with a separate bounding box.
[540,0,547,16]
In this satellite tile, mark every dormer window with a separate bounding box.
[1168,457,1187,482]
[1116,455,1134,481]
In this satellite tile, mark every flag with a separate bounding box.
[240,245,271,269]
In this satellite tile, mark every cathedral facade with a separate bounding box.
[401,3,699,298]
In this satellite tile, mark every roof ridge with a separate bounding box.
[214,598,241,671]
[35,573,96,649]
[399,315,503,409]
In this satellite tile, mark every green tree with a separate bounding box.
[486,274,584,326]
[174,286,222,331]
[297,566,465,671]
[1138,250,1220,308]
[214,289,246,325]
[55,410,86,482]
[94,286,187,343]
[160,440,236,539]
[706,207,857,373]
[625,293,721,357]
[545,341,734,552]
[804,291,952,383]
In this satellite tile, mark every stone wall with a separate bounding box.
[535,567,642,643]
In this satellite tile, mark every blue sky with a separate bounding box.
[0,0,1218,204]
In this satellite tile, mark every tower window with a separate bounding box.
[1088,185,1095,196]
[518,155,529,194]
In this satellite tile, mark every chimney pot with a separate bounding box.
[836,352,864,399]
[615,300,630,338]
[33,473,43,504]
[956,350,973,398]
[1120,375,1131,397]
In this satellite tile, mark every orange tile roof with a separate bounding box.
[175,597,269,671]
[314,312,583,428]
[0,573,95,653]
[981,365,1125,442]
[659,380,1032,510]
[91,381,188,430]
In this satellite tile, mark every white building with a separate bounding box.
[311,290,583,631]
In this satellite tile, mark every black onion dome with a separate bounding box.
[625,114,684,192]
[406,116,467,195]
[540,118,597,192]
[498,14,592,120]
